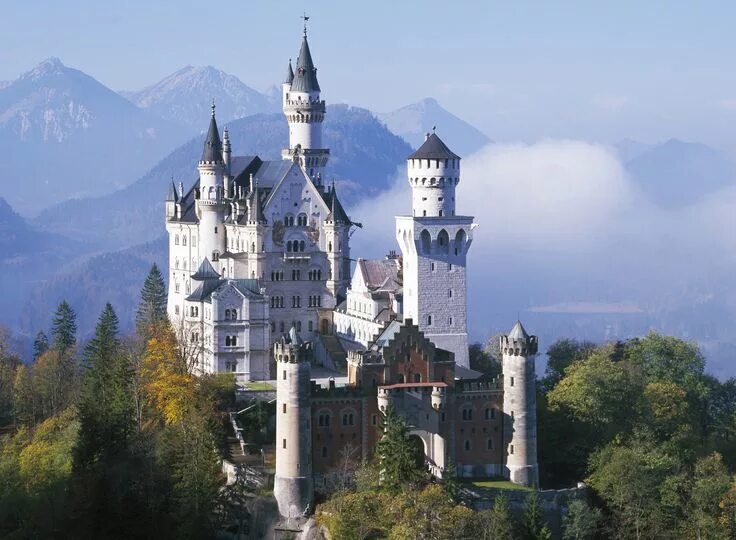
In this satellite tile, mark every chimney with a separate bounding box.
[425,132,430,141]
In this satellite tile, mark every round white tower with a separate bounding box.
[501,321,539,487]
[196,103,227,265]
[407,131,460,218]
[273,328,313,519]
[281,27,329,181]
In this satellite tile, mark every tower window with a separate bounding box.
[439,210,443,216]
[464,440,471,451]
[427,315,432,326]
[510,444,514,455]
[487,438,494,450]
[214,227,218,234]
[510,377,515,387]
[283,439,287,449]
[283,403,286,413]
[283,370,286,380]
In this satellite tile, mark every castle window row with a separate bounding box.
[419,229,467,255]
[271,270,285,281]
[224,335,238,347]
[286,240,306,252]
[308,295,322,308]
[270,296,285,308]
[224,308,238,320]
[308,269,323,280]
[410,158,459,169]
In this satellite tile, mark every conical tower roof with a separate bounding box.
[166,181,178,202]
[326,183,350,224]
[284,59,294,84]
[288,324,303,345]
[200,103,223,163]
[291,35,320,93]
[408,132,459,160]
[509,320,530,340]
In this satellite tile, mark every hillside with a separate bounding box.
[0,58,186,214]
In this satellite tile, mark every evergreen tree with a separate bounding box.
[74,303,133,468]
[442,455,460,500]
[477,494,515,540]
[51,300,77,354]
[562,499,602,540]
[136,264,168,336]
[523,490,552,540]
[33,331,49,361]
[376,406,423,492]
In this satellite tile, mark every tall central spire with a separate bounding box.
[291,29,320,93]
[201,100,222,163]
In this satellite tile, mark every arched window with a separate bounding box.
[225,309,231,320]
[174,235,179,246]
[461,405,473,421]
[182,236,187,246]
[299,240,305,252]
[420,230,431,253]
[437,229,449,254]
[454,229,466,256]
[464,440,471,451]
[287,241,292,252]
[397,374,405,384]
[231,309,237,320]
[297,213,307,226]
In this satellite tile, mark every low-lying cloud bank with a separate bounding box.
[349,140,736,377]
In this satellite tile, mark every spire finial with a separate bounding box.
[432,125,436,133]
[301,12,310,36]
[211,98,216,118]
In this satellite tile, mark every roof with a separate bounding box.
[371,320,403,350]
[325,184,350,224]
[231,279,261,296]
[166,181,177,202]
[284,59,294,84]
[191,258,220,281]
[358,258,401,292]
[186,279,223,302]
[509,320,530,340]
[291,35,320,93]
[408,132,460,160]
[252,160,293,190]
[379,382,448,390]
[201,106,223,163]
[249,185,266,224]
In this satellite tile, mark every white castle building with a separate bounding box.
[165,26,473,377]
[166,29,353,381]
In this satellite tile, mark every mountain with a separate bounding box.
[623,139,736,208]
[0,58,186,215]
[0,197,83,340]
[35,104,413,250]
[378,97,490,157]
[19,236,168,342]
[126,66,279,130]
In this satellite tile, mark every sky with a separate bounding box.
[2,1,736,150]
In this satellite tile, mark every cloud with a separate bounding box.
[717,99,736,111]
[348,140,736,372]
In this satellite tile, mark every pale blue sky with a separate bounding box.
[3,0,736,150]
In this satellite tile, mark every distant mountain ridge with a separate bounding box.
[35,104,413,250]
[379,97,490,157]
[0,58,186,215]
[621,138,736,208]
[125,65,280,130]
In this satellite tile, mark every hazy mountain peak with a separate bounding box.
[23,57,67,79]
[130,66,279,130]
[378,97,490,157]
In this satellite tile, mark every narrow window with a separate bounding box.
[283,403,286,413]
[510,444,514,455]
[487,439,493,450]
[282,370,287,380]
[510,377,515,387]
[464,440,471,451]
[283,439,287,449]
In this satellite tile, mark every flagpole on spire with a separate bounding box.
[301,12,310,36]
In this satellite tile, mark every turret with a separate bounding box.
[407,131,461,218]
[244,180,267,279]
[501,321,539,487]
[165,180,178,220]
[274,327,314,518]
[324,183,351,302]
[281,26,329,179]
[196,103,227,265]
[222,127,231,197]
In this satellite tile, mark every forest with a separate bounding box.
[1,264,736,539]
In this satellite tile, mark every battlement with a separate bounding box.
[274,340,313,364]
[500,335,538,356]
[284,98,326,111]
[310,379,368,398]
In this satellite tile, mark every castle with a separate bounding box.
[165,26,539,520]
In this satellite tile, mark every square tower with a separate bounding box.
[396,133,475,367]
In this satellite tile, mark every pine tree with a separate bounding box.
[376,406,423,492]
[33,331,49,361]
[477,494,515,540]
[442,455,460,500]
[51,300,77,354]
[136,264,168,336]
[523,490,552,540]
[74,303,133,469]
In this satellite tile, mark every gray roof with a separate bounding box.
[201,108,223,163]
[509,320,530,340]
[191,258,220,281]
[166,181,177,202]
[358,258,401,292]
[231,279,261,296]
[408,132,460,160]
[252,160,293,190]
[371,320,403,350]
[325,184,350,224]
[186,279,223,302]
[249,185,267,224]
[291,35,320,93]
[284,59,294,84]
